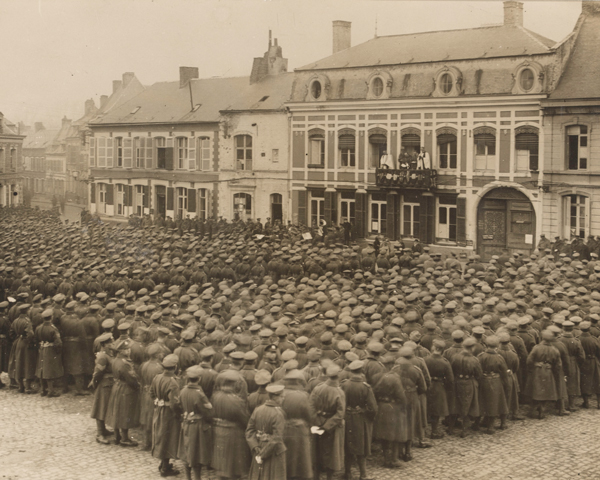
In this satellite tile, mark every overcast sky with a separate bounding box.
[0,0,583,130]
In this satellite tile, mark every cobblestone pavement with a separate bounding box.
[2,387,600,480]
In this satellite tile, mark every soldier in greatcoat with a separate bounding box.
[34,309,64,397]
[424,339,454,438]
[151,353,182,477]
[477,336,510,433]
[140,344,165,451]
[309,364,346,480]
[90,332,116,444]
[281,369,314,480]
[340,360,377,480]
[558,320,586,411]
[9,303,36,393]
[579,321,600,408]
[178,365,214,480]
[246,383,287,480]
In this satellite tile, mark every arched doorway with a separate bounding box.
[270,193,283,223]
[477,187,535,261]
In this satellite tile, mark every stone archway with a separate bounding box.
[477,187,536,261]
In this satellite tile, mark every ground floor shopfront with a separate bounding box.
[293,180,540,260]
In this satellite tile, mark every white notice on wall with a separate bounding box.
[525,234,533,244]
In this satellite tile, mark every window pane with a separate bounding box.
[580,136,588,147]
[439,207,447,224]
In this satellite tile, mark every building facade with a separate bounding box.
[286,1,581,259]
[0,113,26,206]
[22,123,59,203]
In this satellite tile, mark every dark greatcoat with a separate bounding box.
[0,313,11,372]
[178,383,213,467]
[579,332,600,395]
[451,350,483,417]
[105,356,140,429]
[424,353,454,417]
[477,350,509,417]
[151,371,181,460]
[558,333,585,396]
[524,342,562,401]
[392,360,427,441]
[309,379,346,472]
[211,389,251,478]
[34,321,64,379]
[281,384,314,480]
[9,315,36,380]
[140,359,164,428]
[498,344,520,413]
[340,375,377,456]
[90,350,114,421]
[372,372,406,442]
[60,313,86,376]
[246,400,287,480]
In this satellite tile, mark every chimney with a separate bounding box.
[122,72,135,86]
[84,99,97,116]
[100,95,109,109]
[62,116,72,128]
[333,20,351,54]
[180,66,199,89]
[112,80,122,94]
[503,1,523,27]
[582,1,600,15]
[250,31,288,84]
[35,122,45,132]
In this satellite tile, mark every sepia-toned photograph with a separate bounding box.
[1,0,599,478]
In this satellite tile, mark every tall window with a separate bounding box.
[0,148,4,173]
[437,131,457,169]
[156,137,167,169]
[369,131,387,168]
[9,149,16,172]
[403,203,420,238]
[235,135,252,170]
[177,137,188,169]
[339,131,355,167]
[135,185,145,216]
[370,193,387,235]
[309,132,325,167]
[199,137,211,171]
[339,191,356,225]
[567,125,588,170]
[135,137,145,168]
[177,187,188,219]
[234,192,252,220]
[198,189,208,220]
[98,183,107,214]
[564,195,588,239]
[438,196,457,242]
[116,184,125,216]
[310,191,325,227]
[515,128,539,172]
[474,129,496,171]
[115,137,123,167]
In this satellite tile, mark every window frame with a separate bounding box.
[115,137,123,167]
[566,125,589,171]
[177,137,188,170]
[338,130,356,168]
[233,192,252,220]
[473,129,497,172]
[235,134,253,171]
[308,132,325,167]
[563,194,589,239]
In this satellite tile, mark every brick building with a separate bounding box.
[286,1,582,258]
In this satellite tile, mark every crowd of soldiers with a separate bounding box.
[2,205,600,480]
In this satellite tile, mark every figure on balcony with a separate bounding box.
[398,147,410,170]
[379,149,396,169]
[417,147,431,170]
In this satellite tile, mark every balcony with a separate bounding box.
[376,168,437,190]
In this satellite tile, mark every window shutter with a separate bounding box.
[138,137,145,168]
[90,183,96,204]
[338,134,355,149]
[188,188,196,212]
[456,197,466,245]
[167,187,174,211]
[146,138,154,169]
[188,138,196,170]
[106,138,114,167]
[89,138,96,167]
[123,138,133,167]
[143,186,149,207]
[106,184,114,205]
[437,134,456,144]
[165,147,174,171]
[98,137,106,167]
[200,138,212,171]
[128,185,134,207]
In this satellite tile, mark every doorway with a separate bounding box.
[155,185,166,219]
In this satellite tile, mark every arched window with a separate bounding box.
[369,128,388,168]
[270,193,283,223]
[563,194,589,239]
[515,127,539,172]
[338,129,356,167]
[437,128,457,169]
[474,127,496,171]
[234,192,252,220]
[235,135,253,170]
[308,130,325,167]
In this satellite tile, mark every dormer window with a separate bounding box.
[433,66,462,97]
[519,69,534,92]
[311,81,322,100]
[372,77,384,97]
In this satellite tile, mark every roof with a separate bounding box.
[91,74,292,126]
[549,13,600,100]
[100,76,145,115]
[23,129,59,149]
[221,73,294,112]
[298,24,555,71]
